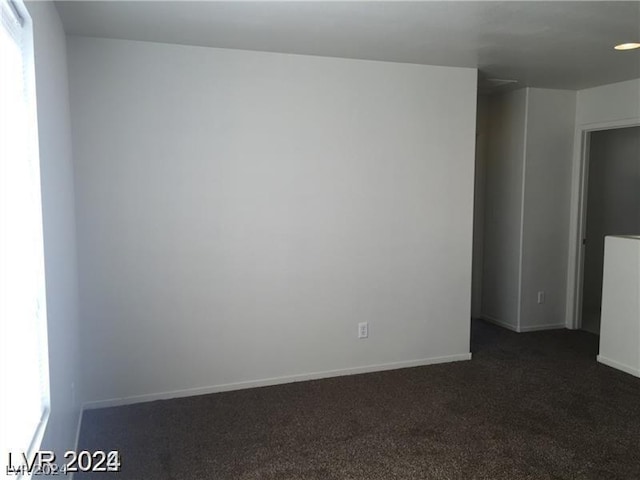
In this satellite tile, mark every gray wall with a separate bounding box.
[582,126,640,334]
[67,37,478,406]
[575,79,640,126]
[519,88,576,331]
[471,95,489,319]
[27,0,81,457]
[566,78,640,330]
[481,88,576,332]
[481,90,526,330]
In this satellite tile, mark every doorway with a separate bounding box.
[580,126,640,334]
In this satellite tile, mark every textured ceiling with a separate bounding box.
[56,1,640,91]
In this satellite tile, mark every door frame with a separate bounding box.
[565,118,640,330]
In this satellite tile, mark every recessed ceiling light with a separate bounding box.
[614,43,640,51]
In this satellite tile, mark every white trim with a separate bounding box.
[481,314,565,333]
[578,118,640,130]
[481,314,519,332]
[597,355,640,378]
[566,128,589,330]
[518,323,566,332]
[83,353,473,409]
[67,408,84,480]
[72,407,83,451]
[565,117,640,330]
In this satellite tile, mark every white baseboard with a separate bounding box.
[597,355,640,378]
[519,323,566,332]
[83,353,472,410]
[481,315,566,333]
[68,408,84,480]
[480,314,519,332]
[73,407,83,449]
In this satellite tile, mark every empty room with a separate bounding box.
[1,1,639,478]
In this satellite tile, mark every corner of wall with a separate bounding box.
[565,79,640,330]
[28,0,83,459]
[516,88,531,332]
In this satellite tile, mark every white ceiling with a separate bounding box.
[55,1,640,91]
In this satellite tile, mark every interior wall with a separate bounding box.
[582,126,640,334]
[66,36,477,406]
[471,94,489,319]
[481,89,526,330]
[566,78,640,329]
[575,79,640,126]
[519,88,576,331]
[27,0,81,456]
[597,235,640,376]
[481,88,576,332]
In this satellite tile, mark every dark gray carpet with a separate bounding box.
[77,320,640,479]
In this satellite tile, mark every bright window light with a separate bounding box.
[0,0,51,472]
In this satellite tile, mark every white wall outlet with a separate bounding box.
[537,291,545,304]
[358,322,368,339]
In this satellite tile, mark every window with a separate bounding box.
[0,0,50,470]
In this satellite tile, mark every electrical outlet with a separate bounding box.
[358,322,368,339]
[537,291,545,304]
